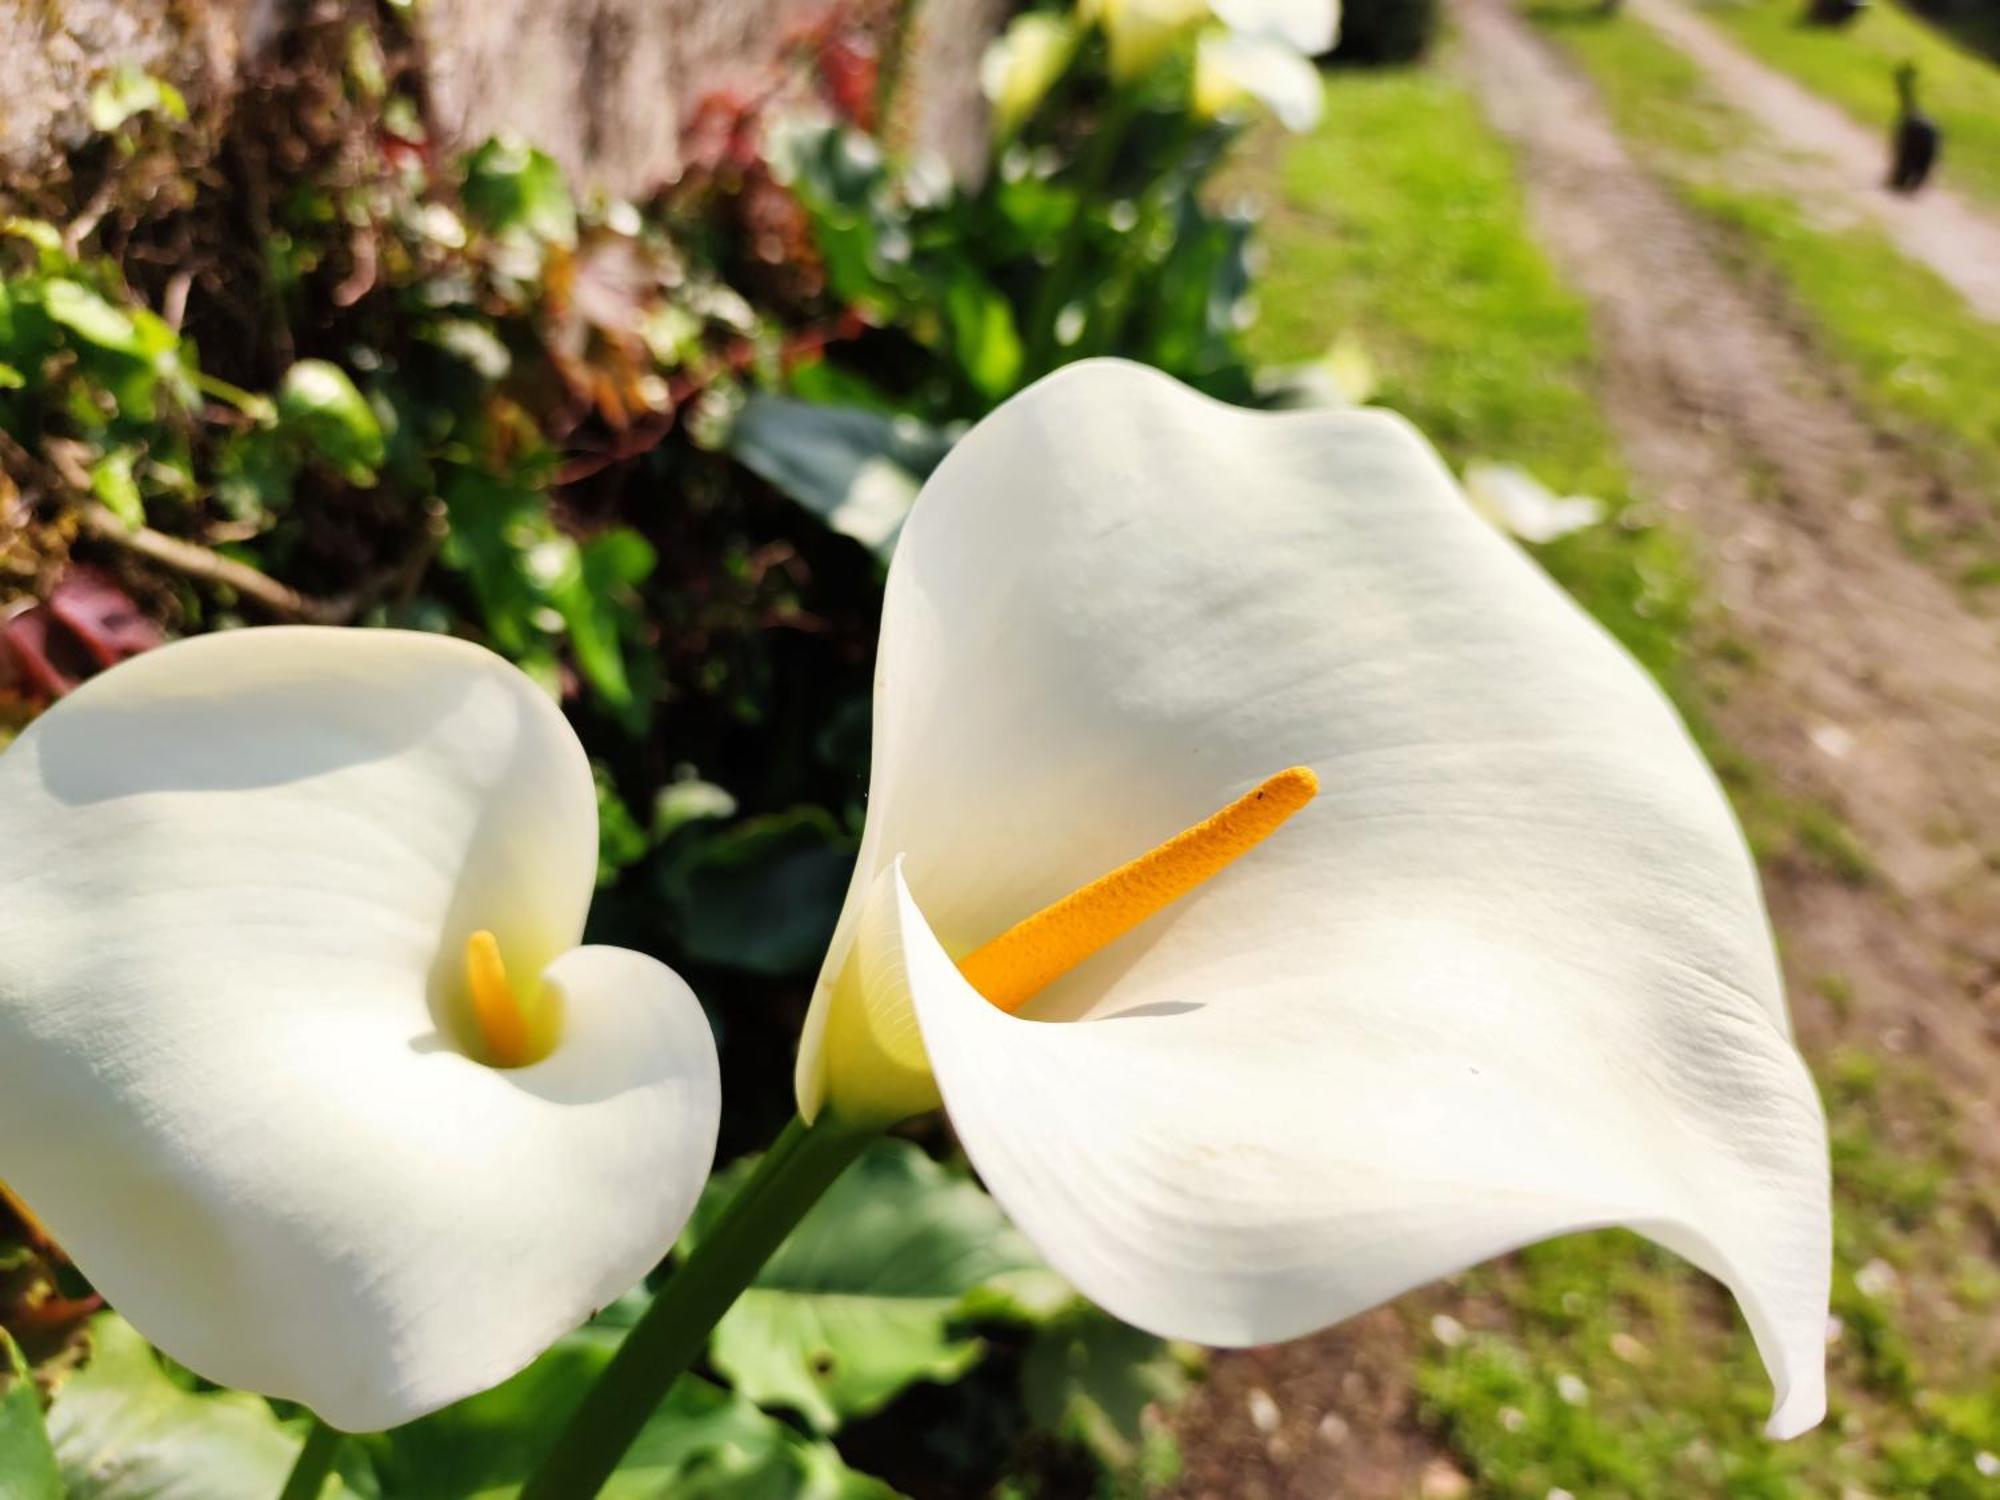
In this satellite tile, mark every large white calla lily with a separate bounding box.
[0,628,720,1432]
[797,359,1831,1437]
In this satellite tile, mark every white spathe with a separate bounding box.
[795,359,1830,1438]
[1194,30,1326,133]
[1209,0,1340,54]
[1465,459,1607,544]
[0,628,720,1432]
[981,12,1080,137]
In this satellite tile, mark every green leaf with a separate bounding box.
[88,67,187,133]
[594,762,651,886]
[1021,1309,1194,1472]
[90,446,145,530]
[366,1311,902,1500]
[212,428,300,524]
[937,270,1024,400]
[727,397,957,557]
[41,280,145,357]
[550,529,656,727]
[0,362,26,390]
[277,360,385,485]
[46,1314,356,1500]
[440,466,558,657]
[1,1329,61,1500]
[462,138,577,251]
[658,808,855,976]
[687,1139,1045,1433]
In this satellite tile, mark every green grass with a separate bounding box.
[1243,65,1699,684]
[1238,62,1997,1499]
[1240,61,1875,884]
[1541,3,2000,519]
[1692,0,2000,206]
[1418,1049,2000,1500]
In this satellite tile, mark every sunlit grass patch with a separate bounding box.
[1420,1047,1999,1499]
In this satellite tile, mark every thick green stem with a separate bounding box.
[275,1417,340,1500]
[1025,95,1138,376]
[518,1112,876,1500]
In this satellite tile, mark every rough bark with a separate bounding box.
[0,0,1002,194]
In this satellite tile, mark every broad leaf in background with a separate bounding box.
[727,397,958,558]
[1,1329,61,1500]
[461,138,579,268]
[659,807,858,976]
[1021,1308,1195,1473]
[685,1139,1044,1433]
[366,1302,902,1500]
[439,468,656,723]
[276,360,386,487]
[45,1315,357,1500]
[550,528,658,732]
[86,67,188,134]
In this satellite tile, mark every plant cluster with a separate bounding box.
[0,2,1325,1495]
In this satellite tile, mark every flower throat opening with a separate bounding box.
[958,766,1319,1012]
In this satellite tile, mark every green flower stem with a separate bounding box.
[1026,93,1140,376]
[275,1417,341,1500]
[518,1111,877,1500]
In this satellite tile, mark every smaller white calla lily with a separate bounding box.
[1193,29,1326,132]
[1209,0,1340,54]
[1465,460,1608,544]
[0,628,720,1431]
[1094,0,1212,81]
[1090,0,1336,81]
[796,359,1831,1438]
[982,13,1081,138]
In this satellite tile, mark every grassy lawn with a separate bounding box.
[1541,2,2000,549]
[1243,66,1698,685]
[1691,0,2000,206]
[1238,60,2000,1497]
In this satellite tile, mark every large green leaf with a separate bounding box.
[1021,1309,1194,1472]
[726,397,957,558]
[658,808,856,977]
[46,1315,355,1500]
[277,360,385,486]
[461,139,577,253]
[1,1329,61,1500]
[366,1305,900,1500]
[550,528,656,729]
[686,1140,1044,1433]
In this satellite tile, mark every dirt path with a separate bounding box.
[1165,5,2000,1494]
[1626,0,2000,319]
[1454,0,2000,1117]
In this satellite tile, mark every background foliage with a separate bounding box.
[0,2,1318,1494]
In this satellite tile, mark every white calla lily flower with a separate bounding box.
[1465,459,1608,544]
[982,13,1081,137]
[0,628,720,1432]
[1209,0,1340,54]
[1193,30,1326,132]
[796,360,1830,1437]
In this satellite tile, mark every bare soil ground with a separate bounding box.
[1163,3,2000,1492]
